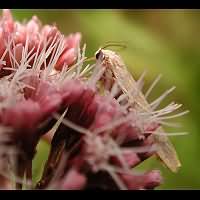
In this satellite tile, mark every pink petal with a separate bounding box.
[55,48,76,70]
[60,169,86,190]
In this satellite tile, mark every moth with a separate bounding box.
[93,45,181,173]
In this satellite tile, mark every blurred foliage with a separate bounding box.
[9,9,200,189]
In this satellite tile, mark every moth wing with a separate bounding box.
[154,127,181,172]
[111,60,181,172]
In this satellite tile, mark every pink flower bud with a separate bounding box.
[120,170,162,189]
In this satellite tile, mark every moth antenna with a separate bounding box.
[101,43,127,51]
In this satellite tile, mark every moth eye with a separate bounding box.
[95,51,101,60]
[95,50,104,60]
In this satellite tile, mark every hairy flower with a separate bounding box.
[0,9,188,190]
[0,9,81,77]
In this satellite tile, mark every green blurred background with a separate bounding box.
[9,9,200,189]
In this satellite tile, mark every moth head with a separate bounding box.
[95,48,105,62]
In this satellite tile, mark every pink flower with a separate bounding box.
[0,9,187,190]
[120,170,162,190]
[0,9,81,77]
[35,78,161,190]
[55,33,81,70]
[60,169,86,190]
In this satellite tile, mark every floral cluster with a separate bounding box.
[0,9,187,190]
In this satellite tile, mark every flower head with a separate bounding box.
[0,9,188,190]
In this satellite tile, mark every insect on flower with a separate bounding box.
[0,9,188,190]
[89,42,189,173]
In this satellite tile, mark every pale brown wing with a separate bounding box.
[153,127,181,172]
[111,59,181,172]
